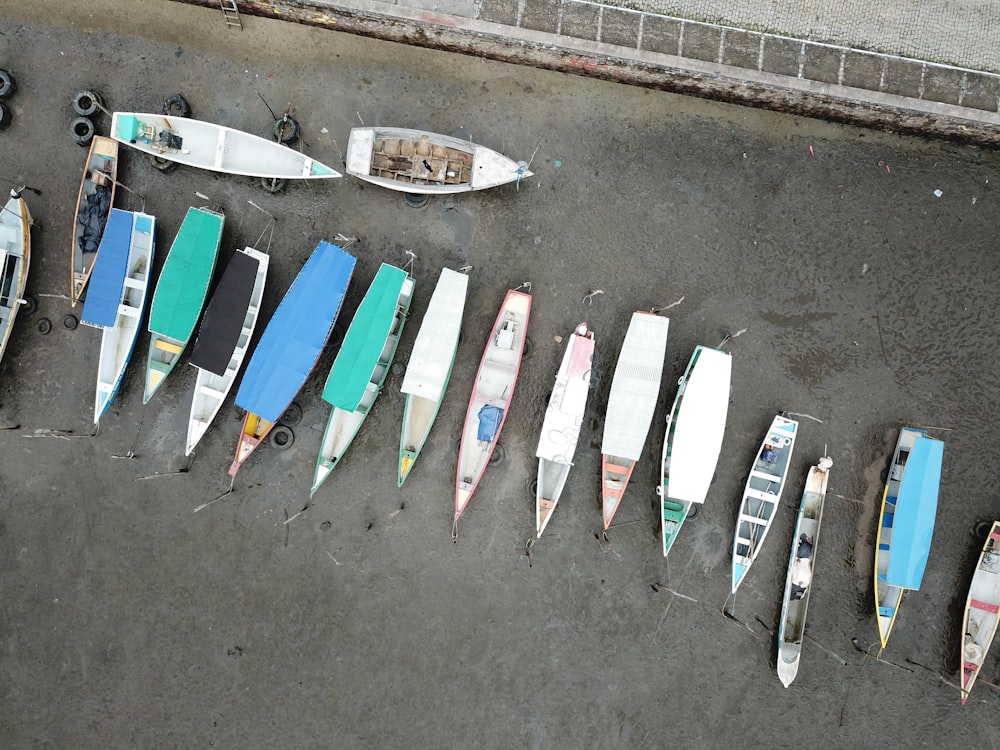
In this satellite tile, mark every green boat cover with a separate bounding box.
[322,264,408,410]
[148,207,224,341]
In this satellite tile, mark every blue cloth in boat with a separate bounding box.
[760,446,777,464]
[797,534,814,559]
[477,404,504,443]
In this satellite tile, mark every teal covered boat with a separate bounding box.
[143,206,224,403]
[311,263,414,495]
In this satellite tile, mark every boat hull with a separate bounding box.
[455,289,532,522]
[961,521,1000,703]
[228,412,274,476]
[71,136,118,306]
[0,190,31,363]
[731,415,799,594]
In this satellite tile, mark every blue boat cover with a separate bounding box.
[81,209,134,328]
[235,242,356,422]
[477,404,504,443]
[886,436,944,590]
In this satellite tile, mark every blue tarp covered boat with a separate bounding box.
[81,209,134,328]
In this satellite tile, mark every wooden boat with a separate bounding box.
[777,456,833,688]
[0,188,32,363]
[535,323,595,538]
[143,206,225,403]
[81,209,156,422]
[312,263,415,495]
[398,268,469,486]
[873,427,944,648]
[184,247,269,455]
[71,135,118,305]
[600,311,669,530]
[110,112,342,180]
[658,345,732,557]
[455,288,532,525]
[961,520,1000,704]
[228,241,355,477]
[345,127,531,194]
[731,414,799,594]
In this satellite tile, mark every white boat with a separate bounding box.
[776,456,833,688]
[110,112,341,180]
[83,210,156,422]
[455,288,532,525]
[600,311,669,530]
[657,345,732,557]
[961,520,1000,704]
[731,414,799,594]
[0,188,31,363]
[535,323,595,538]
[398,268,469,486]
[185,247,269,456]
[345,127,531,194]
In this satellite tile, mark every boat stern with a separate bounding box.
[228,412,272,477]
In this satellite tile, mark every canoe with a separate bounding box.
[658,345,732,557]
[185,247,269,456]
[110,112,341,180]
[731,414,799,594]
[960,520,1000,704]
[143,206,225,403]
[345,127,531,194]
[600,311,669,529]
[873,427,944,648]
[228,241,355,477]
[777,456,833,688]
[455,288,532,524]
[81,210,156,422]
[71,135,118,306]
[0,188,32,363]
[398,268,469,486]
[312,263,415,495]
[535,322,595,538]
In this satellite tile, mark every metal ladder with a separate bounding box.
[220,0,243,29]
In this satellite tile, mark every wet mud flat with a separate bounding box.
[2,1,1000,747]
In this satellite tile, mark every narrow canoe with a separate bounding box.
[71,136,118,306]
[600,311,669,530]
[398,267,469,486]
[658,345,732,557]
[185,247,269,455]
[961,520,1000,704]
[0,188,31,363]
[873,427,944,648]
[81,210,156,422]
[345,127,531,194]
[535,322,595,538]
[144,206,225,403]
[731,414,799,594]
[111,112,341,180]
[228,241,356,477]
[312,263,415,495]
[777,456,833,688]
[455,288,532,524]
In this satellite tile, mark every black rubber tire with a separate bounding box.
[280,402,302,427]
[688,503,700,520]
[273,116,299,144]
[402,193,429,209]
[62,314,79,330]
[0,102,12,131]
[70,117,95,146]
[974,520,993,540]
[21,295,36,315]
[261,176,286,194]
[528,479,538,497]
[269,425,295,450]
[161,94,191,118]
[150,155,178,173]
[521,337,533,360]
[328,323,345,349]
[0,70,15,99]
[36,318,52,335]
[72,90,103,117]
[488,442,506,466]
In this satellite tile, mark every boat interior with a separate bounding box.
[370,136,472,186]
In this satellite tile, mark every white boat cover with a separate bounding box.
[400,268,469,402]
[536,326,594,463]
[667,347,732,503]
[602,312,669,459]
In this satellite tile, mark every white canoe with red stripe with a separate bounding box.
[961,520,1000,704]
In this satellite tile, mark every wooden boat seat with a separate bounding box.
[750,469,782,483]
[199,384,227,401]
[154,338,184,355]
[744,488,778,503]
[118,303,142,318]
[122,277,145,290]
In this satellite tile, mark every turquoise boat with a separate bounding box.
[312,263,415,495]
[143,206,224,403]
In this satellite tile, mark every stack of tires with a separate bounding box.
[70,89,104,146]
[150,95,191,173]
[0,70,16,130]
